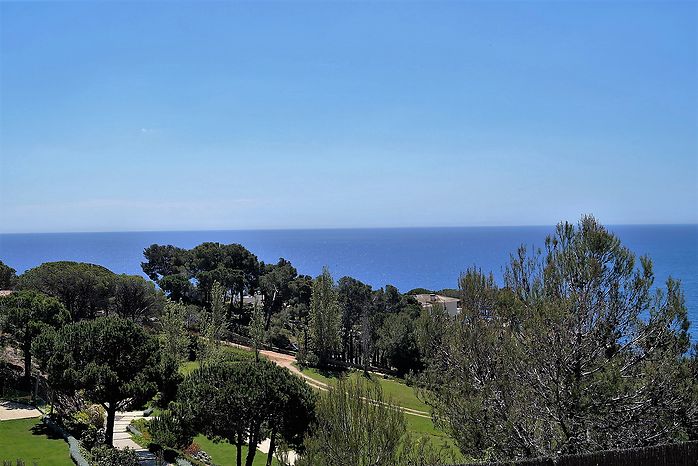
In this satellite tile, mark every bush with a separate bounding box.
[90,446,140,466]
[183,442,201,455]
[304,351,320,368]
[149,409,192,451]
[64,405,105,442]
[79,424,105,451]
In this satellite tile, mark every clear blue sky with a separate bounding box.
[1,1,696,233]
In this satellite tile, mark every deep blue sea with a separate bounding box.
[1,225,696,337]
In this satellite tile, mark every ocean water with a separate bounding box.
[0,225,696,336]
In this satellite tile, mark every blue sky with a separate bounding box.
[1,1,696,233]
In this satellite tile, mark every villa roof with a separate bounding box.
[413,293,460,304]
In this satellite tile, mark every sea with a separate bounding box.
[1,225,696,338]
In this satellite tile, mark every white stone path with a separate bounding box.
[113,410,159,465]
[0,400,42,421]
[113,409,296,465]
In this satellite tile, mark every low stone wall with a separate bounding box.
[42,415,90,466]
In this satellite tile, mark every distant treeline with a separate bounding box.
[1,214,697,465]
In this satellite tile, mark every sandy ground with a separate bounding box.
[0,400,42,421]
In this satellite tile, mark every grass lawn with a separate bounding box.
[0,417,72,466]
[298,365,430,412]
[406,415,463,461]
[179,360,200,376]
[194,435,279,466]
[179,345,255,376]
[297,365,463,461]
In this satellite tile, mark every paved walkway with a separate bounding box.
[0,400,42,421]
[258,437,298,465]
[112,410,159,465]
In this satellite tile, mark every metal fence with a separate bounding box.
[452,441,698,466]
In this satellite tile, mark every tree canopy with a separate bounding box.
[18,261,116,320]
[110,274,165,321]
[419,216,695,461]
[0,260,18,289]
[34,316,159,446]
[308,267,341,366]
[298,378,443,466]
[172,359,315,466]
[0,290,68,381]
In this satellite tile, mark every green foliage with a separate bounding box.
[175,359,316,466]
[309,267,340,366]
[250,302,265,359]
[419,215,695,461]
[17,261,116,321]
[0,260,18,289]
[141,244,189,282]
[266,309,294,350]
[200,281,229,364]
[378,311,421,376]
[33,316,159,446]
[337,276,373,370]
[0,290,68,380]
[159,300,189,363]
[189,242,260,309]
[90,446,140,466]
[298,377,444,466]
[149,409,193,451]
[259,258,298,328]
[63,404,106,448]
[110,274,165,321]
[157,300,189,405]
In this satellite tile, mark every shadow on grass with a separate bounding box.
[30,421,63,441]
[314,366,349,379]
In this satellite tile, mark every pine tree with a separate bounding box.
[200,281,228,364]
[309,267,340,367]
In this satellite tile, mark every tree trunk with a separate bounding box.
[23,339,32,385]
[236,432,243,466]
[105,403,116,447]
[245,424,259,466]
[265,430,276,466]
[228,296,235,323]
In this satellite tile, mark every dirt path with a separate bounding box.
[256,348,432,419]
[259,350,329,392]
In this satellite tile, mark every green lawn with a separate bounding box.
[298,365,430,412]
[179,345,255,376]
[297,365,463,461]
[194,435,279,466]
[179,360,200,376]
[0,417,72,466]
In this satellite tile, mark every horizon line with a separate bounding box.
[2,222,697,236]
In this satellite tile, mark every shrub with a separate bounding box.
[183,442,201,455]
[90,446,140,466]
[64,404,105,440]
[304,351,320,368]
[149,409,192,450]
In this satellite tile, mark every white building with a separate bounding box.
[414,293,461,316]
